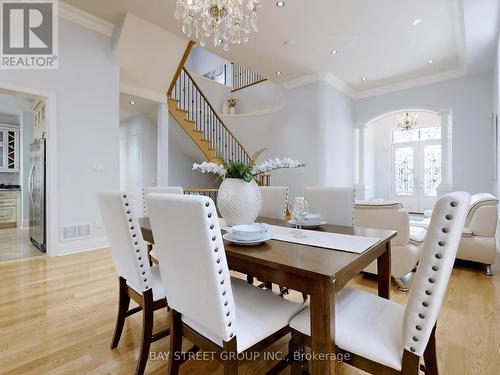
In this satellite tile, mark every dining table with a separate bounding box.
[139,216,396,375]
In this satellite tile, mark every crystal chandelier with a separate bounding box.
[397,112,418,131]
[174,0,262,51]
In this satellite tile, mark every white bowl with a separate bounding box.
[302,213,324,224]
[230,223,268,241]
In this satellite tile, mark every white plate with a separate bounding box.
[288,219,328,228]
[223,232,271,246]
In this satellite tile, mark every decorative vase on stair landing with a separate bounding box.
[217,178,262,226]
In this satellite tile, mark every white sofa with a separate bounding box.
[411,193,498,275]
[354,200,422,291]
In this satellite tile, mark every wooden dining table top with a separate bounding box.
[139,216,396,282]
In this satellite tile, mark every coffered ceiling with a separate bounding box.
[62,0,499,97]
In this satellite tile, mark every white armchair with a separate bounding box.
[411,193,498,275]
[354,201,422,291]
[304,186,355,226]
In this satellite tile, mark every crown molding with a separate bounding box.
[355,67,466,99]
[282,65,467,100]
[59,2,114,37]
[282,72,357,99]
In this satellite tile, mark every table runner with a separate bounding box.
[268,224,380,254]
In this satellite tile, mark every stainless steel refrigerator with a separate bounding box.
[29,138,46,252]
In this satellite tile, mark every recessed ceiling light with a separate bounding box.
[276,71,282,76]
[129,100,136,105]
[411,19,422,26]
[361,77,367,81]
[330,50,338,55]
[276,1,285,7]
[427,59,434,64]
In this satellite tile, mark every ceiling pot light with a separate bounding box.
[276,1,285,7]
[330,50,338,55]
[411,19,422,26]
[427,59,434,64]
[129,101,136,105]
[276,71,282,76]
[361,77,367,81]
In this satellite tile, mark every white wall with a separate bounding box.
[0,18,120,255]
[222,81,355,197]
[355,73,494,195]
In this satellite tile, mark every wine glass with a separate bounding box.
[288,201,299,234]
[290,197,309,238]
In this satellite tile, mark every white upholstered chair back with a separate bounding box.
[97,192,153,294]
[354,204,410,246]
[146,193,236,343]
[142,186,184,216]
[402,192,470,356]
[259,186,289,219]
[304,187,355,226]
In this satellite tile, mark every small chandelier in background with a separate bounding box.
[397,112,418,131]
[174,0,262,51]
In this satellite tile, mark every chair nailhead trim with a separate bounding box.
[214,247,219,252]
[208,213,212,218]
[413,336,418,342]
[445,214,452,220]
[140,264,144,268]
[224,301,228,306]
[425,290,432,295]
[210,225,214,229]
[230,333,234,338]
[442,228,449,233]
[220,280,224,285]
[435,254,442,259]
[128,218,133,222]
[438,241,445,246]
[138,257,142,260]
[428,278,435,283]
[432,266,439,271]
[136,249,140,253]
[410,347,416,352]
[123,194,127,198]
[228,322,232,327]
[226,312,230,316]
[450,201,457,207]
[422,301,429,307]
[419,313,425,319]
[217,259,221,263]
[416,325,422,330]
[222,291,226,296]
[205,202,210,207]
[218,270,222,274]
[212,236,216,241]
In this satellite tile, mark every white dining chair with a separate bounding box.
[304,186,355,226]
[142,186,183,216]
[259,186,289,219]
[146,193,305,374]
[97,192,170,375]
[287,192,471,375]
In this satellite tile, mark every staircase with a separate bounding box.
[167,43,273,186]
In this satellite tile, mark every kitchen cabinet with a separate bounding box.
[0,125,20,172]
[0,190,18,229]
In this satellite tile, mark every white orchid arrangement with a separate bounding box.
[193,150,305,183]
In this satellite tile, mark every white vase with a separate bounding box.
[217,178,262,226]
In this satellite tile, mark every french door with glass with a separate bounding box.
[391,126,441,213]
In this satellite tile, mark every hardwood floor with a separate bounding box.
[0,228,43,262]
[0,249,498,374]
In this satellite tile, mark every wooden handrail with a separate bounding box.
[231,78,267,93]
[184,188,219,193]
[181,67,252,162]
[167,40,196,97]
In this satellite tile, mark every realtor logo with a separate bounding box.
[1,0,58,69]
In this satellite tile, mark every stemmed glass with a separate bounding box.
[290,197,309,238]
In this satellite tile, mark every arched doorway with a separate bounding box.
[356,108,452,213]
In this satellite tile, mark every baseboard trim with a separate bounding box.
[56,235,109,256]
